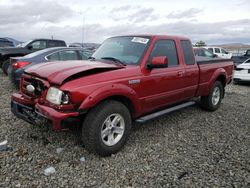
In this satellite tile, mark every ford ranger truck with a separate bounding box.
[11,35,233,156]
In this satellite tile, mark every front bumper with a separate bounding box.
[11,93,80,130]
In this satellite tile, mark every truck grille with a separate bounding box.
[21,74,47,99]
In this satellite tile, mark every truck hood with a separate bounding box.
[24,60,124,85]
[0,47,26,55]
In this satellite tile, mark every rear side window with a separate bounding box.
[59,50,78,60]
[78,50,92,60]
[215,48,220,53]
[46,52,60,61]
[149,40,179,67]
[48,41,66,47]
[181,40,195,65]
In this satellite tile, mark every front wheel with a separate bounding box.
[81,100,132,156]
[200,81,224,111]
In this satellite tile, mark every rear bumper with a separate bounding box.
[8,68,22,87]
[11,93,80,130]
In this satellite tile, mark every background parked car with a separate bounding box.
[233,57,250,84]
[8,47,93,87]
[0,38,14,47]
[4,37,22,47]
[204,46,232,59]
[194,47,218,58]
[232,49,250,68]
[0,38,66,75]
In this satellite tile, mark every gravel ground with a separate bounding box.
[0,70,250,188]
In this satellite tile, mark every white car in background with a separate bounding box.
[204,47,232,59]
[233,58,250,84]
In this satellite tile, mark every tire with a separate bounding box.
[2,59,10,75]
[82,100,132,156]
[200,81,224,111]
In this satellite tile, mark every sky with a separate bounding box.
[0,0,250,45]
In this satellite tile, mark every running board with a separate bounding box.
[135,101,196,123]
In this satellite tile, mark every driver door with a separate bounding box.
[139,39,188,113]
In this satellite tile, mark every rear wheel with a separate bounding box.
[2,59,10,75]
[82,100,132,156]
[200,81,224,111]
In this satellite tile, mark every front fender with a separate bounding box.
[78,84,141,117]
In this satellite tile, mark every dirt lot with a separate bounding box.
[0,70,249,187]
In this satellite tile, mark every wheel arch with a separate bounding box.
[216,74,226,87]
[97,95,136,118]
[78,84,141,118]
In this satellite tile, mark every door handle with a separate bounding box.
[177,71,184,77]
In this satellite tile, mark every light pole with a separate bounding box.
[80,11,85,47]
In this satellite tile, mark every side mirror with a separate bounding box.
[27,45,32,50]
[213,54,218,58]
[148,56,168,69]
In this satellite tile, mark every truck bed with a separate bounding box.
[196,57,233,96]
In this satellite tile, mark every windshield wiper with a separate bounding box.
[101,57,126,66]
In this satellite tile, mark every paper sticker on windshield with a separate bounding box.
[131,37,149,44]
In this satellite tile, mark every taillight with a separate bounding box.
[12,61,31,70]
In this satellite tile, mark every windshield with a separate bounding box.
[18,40,32,47]
[92,36,150,65]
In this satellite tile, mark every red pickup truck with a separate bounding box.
[11,35,233,156]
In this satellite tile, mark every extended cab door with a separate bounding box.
[180,40,199,98]
[139,39,191,113]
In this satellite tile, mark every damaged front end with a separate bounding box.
[11,74,80,131]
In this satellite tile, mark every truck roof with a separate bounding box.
[30,38,65,42]
[112,34,191,41]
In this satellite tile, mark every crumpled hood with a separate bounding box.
[24,60,124,85]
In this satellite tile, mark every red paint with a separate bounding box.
[11,35,233,130]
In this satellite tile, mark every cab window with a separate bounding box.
[215,48,220,53]
[204,49,214,57]
[208,48,213,53]
[181,40,195,65]
[48,41,66,47]
[149,40,179,67]
[30,41,47,50]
